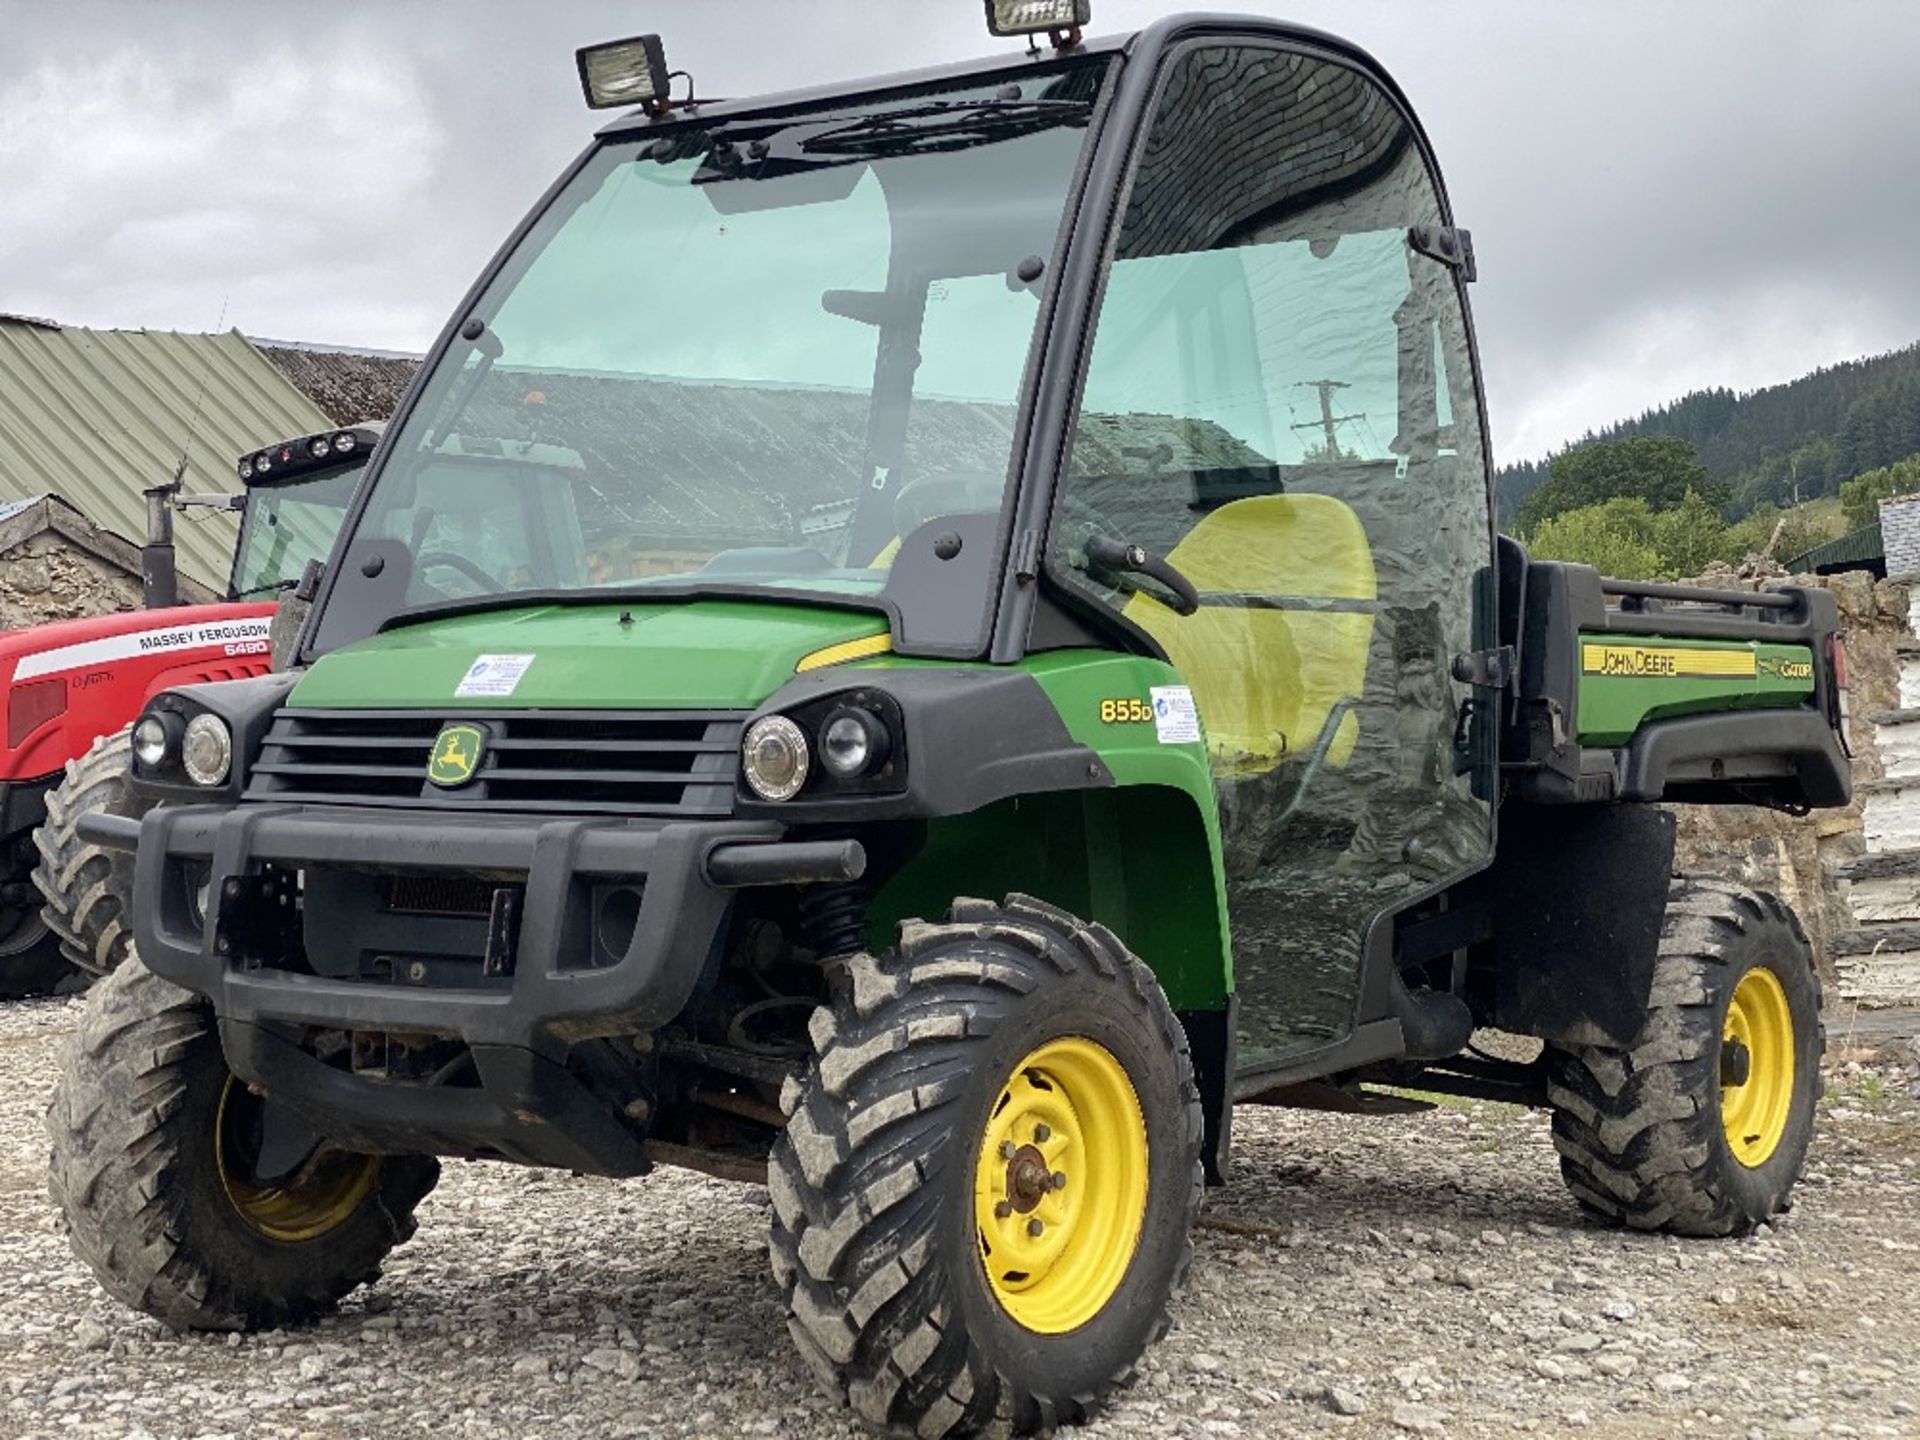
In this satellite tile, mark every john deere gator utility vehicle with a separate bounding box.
[52,8,1849,1435]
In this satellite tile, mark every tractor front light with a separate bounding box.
[577,34,669,111]
[132,713,176,768]
[986,0,1090,36]
[333,431,356,455]
[742,714,809,802]
[820,707,890,780]
[182,713,233,787]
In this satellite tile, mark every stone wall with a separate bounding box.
[0,496,216,632]
[1670,567,1903,981]
[0,531,144,629]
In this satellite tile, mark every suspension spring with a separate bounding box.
[798,880,868,960]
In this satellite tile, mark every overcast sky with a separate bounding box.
[4,1,1918,462]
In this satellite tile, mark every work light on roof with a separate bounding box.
[985,0,1090,37]
[577,34,670,111]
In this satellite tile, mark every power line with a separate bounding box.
[1291,378,1364,461]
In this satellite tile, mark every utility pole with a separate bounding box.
[1293,379,1363,461]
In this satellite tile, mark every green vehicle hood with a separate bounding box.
[289,600,888,710]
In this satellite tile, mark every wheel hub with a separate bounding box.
[1005,1145,1052,1212]
[1721,967,1795,1169]
[216,1077,380,1243]
[972,1036,1149,1335]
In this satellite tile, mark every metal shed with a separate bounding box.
[0,315,333,590]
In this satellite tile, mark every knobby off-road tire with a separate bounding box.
[0,901,73,999]
[33,726,147,978]
[770,894,1203,1438]
[48,959,439,1331]
[1547,877,1823,1237]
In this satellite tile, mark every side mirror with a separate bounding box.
[293,558,325,603]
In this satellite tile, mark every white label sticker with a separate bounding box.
[455,653,535,698]
[1150,685,1200,745]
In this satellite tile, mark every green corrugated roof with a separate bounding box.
[1785,520,1883,575]
[0,317,333,589]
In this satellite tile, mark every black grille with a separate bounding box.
[247,709,742,817]
[386,874,501,916]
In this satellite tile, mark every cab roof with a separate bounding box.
[593,12,1411,144]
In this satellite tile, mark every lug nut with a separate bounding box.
[994,1201,1013,1219]
[1027,1219,1044,1238]
[1051,1171,1067,1191]
[1033,1123,1050,1143]
[998,1141,1017,1160]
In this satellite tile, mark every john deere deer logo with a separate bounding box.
[428,724,486,787]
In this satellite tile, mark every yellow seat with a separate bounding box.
[1124,493,1376,774]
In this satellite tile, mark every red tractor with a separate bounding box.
[0,425,377,996]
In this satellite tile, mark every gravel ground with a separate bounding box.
[3,995,1917,1440]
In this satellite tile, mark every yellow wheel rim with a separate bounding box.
[973,1037,1149,1334]
[215,1078,380,1243]
[1721,966,1795,1168]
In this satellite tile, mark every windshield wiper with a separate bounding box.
[797,99,1089,159]
[233,577,299,600]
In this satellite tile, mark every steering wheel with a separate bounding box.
[419,551,506,594]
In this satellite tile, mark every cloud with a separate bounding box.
[4,0,1919,462]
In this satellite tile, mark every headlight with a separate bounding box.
[742,715,809,802]
[308,436,331,460]
[181,713,233,787]
[132,713,176,768]
[820,707,889,779]
[986,0,1090,36]
[237,457,254,481]
[333,431,356,455]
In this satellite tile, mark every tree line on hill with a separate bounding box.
[1498,341,1920,579]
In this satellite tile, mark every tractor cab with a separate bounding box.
[141,422,383,611]
[224,423,383,603]
[296,15,1497,1075]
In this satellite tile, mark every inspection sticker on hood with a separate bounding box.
[1150,685,1200,744]
[455,654,535,698]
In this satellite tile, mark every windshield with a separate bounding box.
[230,463,367,600]
[313,59,1108,656]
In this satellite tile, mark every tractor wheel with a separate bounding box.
[48,959,439,1331]
[770,894,1203,1438]
[0,899,74,999]
[33,726,147,978]
[1546,877,1823,1237]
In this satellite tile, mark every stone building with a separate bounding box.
[1826,496,1920,1006]
[0,495,213,625]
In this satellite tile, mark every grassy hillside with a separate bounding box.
[1498,341,1920,524]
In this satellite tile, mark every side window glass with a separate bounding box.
[1051,45,1494,1068]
